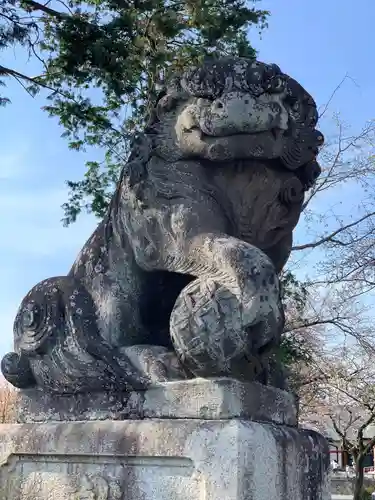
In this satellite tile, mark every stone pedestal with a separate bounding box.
[0,380,330,500]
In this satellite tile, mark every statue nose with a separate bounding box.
[213,100,225,111]
[212,96,282,115]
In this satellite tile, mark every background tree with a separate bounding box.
[279,270,317,372]
[280,77,375,393]
[0,0,269,223]
[298,349,375,500]
[0,379,17,423]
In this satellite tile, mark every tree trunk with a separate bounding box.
[353,456,365,500]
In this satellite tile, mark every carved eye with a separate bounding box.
[279,178,304,205]
[157,94,179,114]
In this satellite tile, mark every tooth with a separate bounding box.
[271,128,283,140]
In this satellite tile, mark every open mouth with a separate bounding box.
[179,126,287,162]
[187,127,286,142]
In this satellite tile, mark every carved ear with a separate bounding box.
[156,92,180,120]
[279,177,304,205]
[124,133,152,187]
[144,89,167,129]
[155,88,167,103]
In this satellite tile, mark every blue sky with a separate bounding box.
[0,0,374,357]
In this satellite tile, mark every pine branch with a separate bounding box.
[21,0,67,20]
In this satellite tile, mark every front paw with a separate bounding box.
[118,345,190,385]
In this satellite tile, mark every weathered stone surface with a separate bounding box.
[143,378,298,424]
[1,57,324,395]
[0,419,330,500]
[16,378,298,426]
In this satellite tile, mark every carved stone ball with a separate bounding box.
[170,278,281,380]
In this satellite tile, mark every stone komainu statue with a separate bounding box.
[1,58,323,394]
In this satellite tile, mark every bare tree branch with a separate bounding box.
[292,211,375,251]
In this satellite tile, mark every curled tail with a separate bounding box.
[1,276,151,393]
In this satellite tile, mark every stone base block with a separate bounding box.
[17,378,297,426]
[0,419,330,500]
